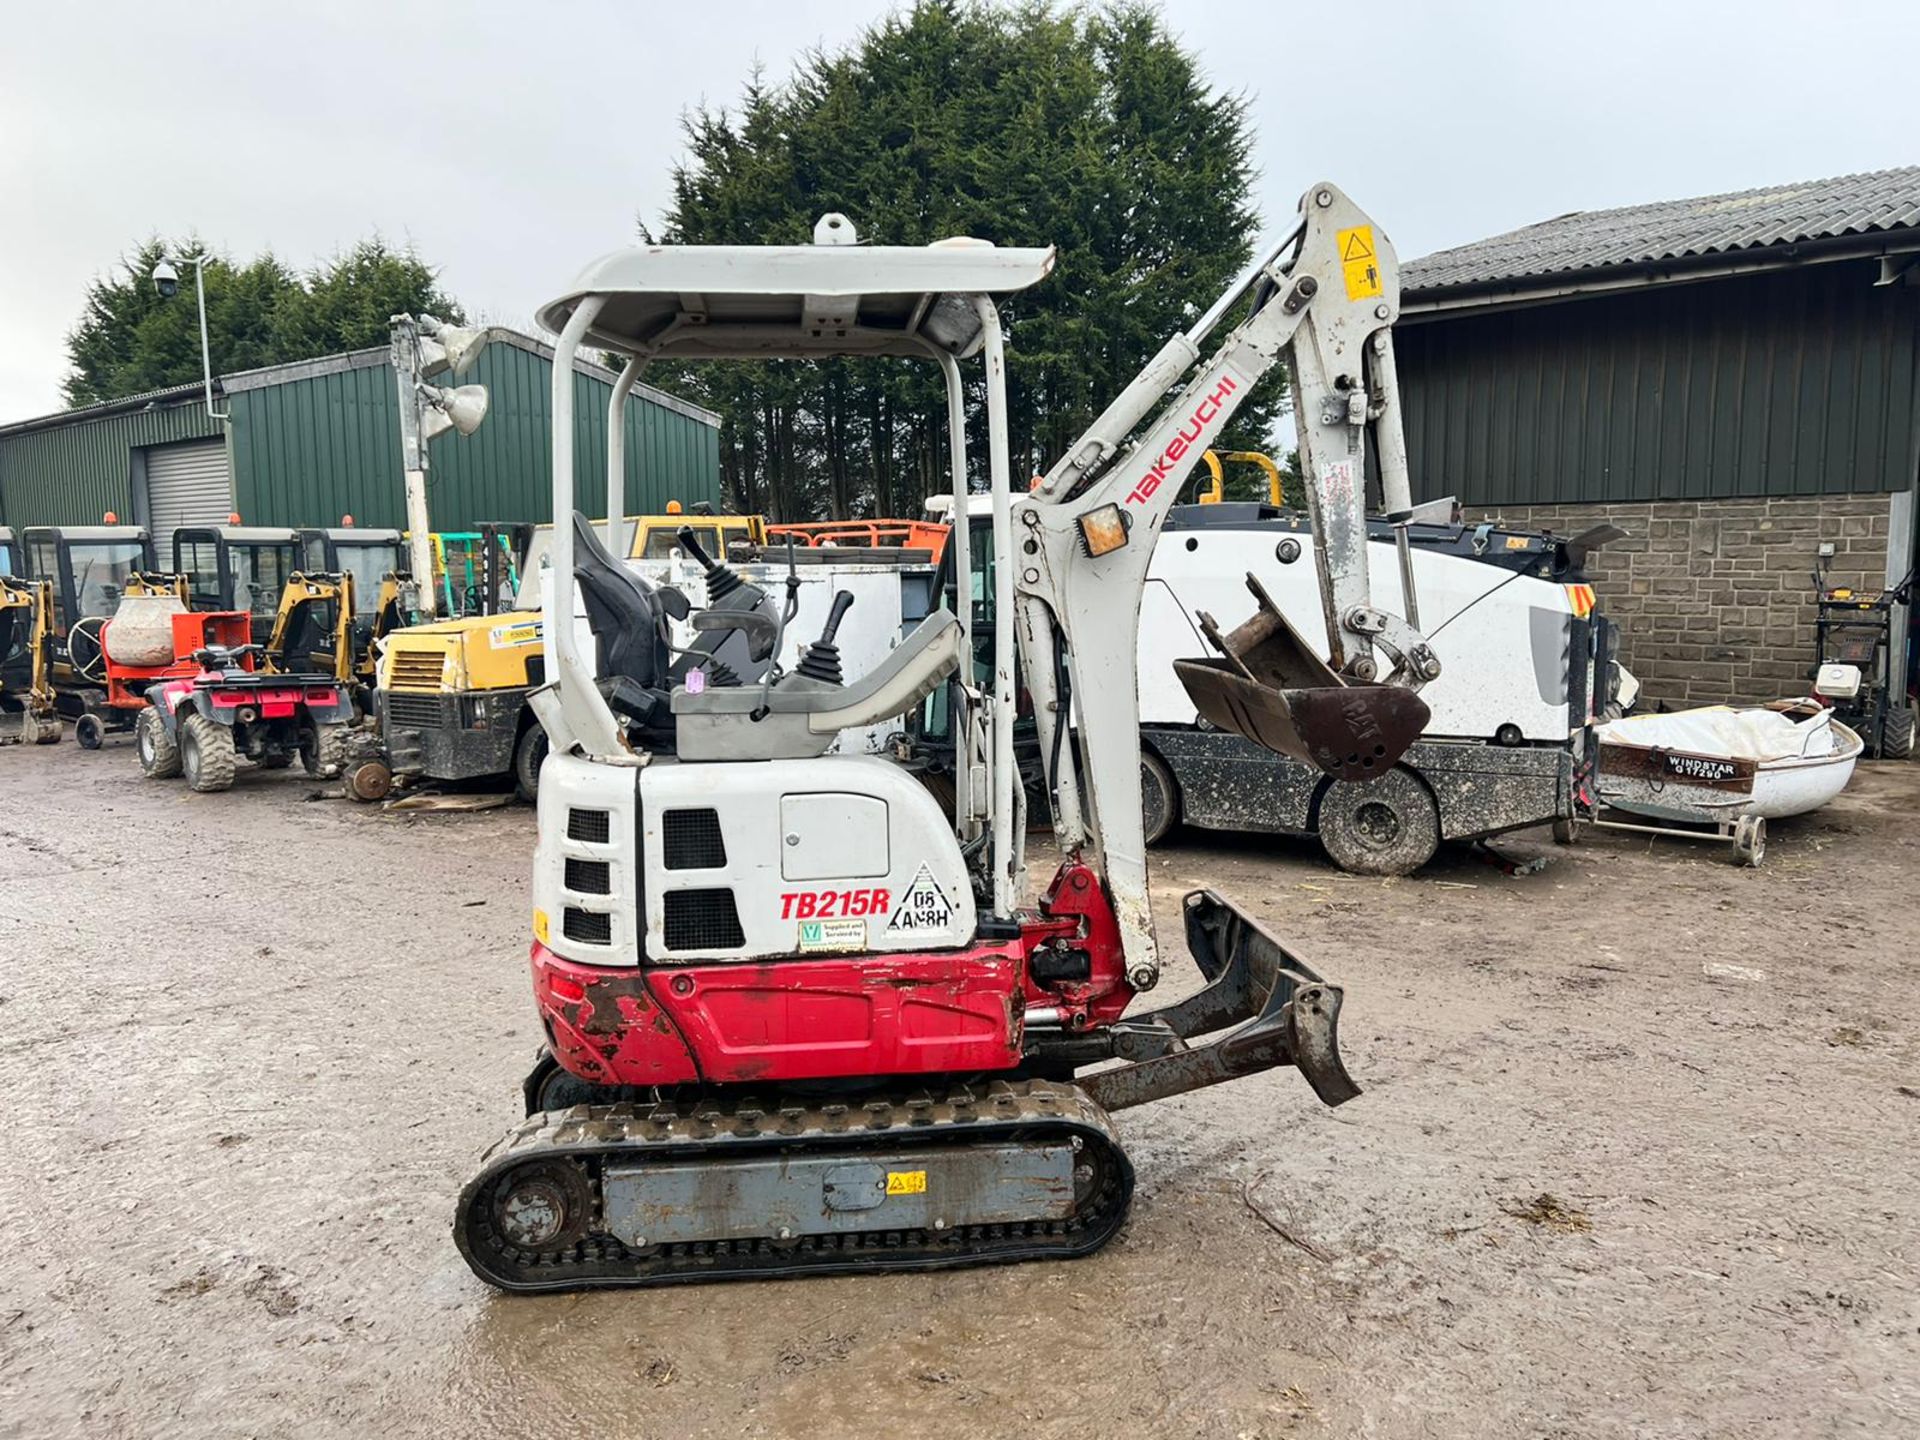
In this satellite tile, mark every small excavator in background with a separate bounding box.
[453,181,1437,1290]
[0,570,62,746]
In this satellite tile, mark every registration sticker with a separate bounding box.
[883,864,955,937]
[886,1170,927,1196]
[798,917,867,952]
[490,620,543,648]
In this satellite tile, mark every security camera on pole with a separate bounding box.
[391,314,489,619]
[150,253,228,422]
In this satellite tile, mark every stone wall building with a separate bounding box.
[1397,168,1919,709]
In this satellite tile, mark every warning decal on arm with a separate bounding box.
[1337,225,1383,302]
[883,864,954,937]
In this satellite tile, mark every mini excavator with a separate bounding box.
[455,183,1438,1289]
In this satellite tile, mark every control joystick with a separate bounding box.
[676,526,742,602]
[796,590,855,686]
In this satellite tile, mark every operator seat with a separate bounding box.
[567,510,681,734]
[570,510,670,691]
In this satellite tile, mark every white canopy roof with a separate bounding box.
[536,231,1056,361]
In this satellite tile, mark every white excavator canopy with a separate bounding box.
[535,223,1056,361]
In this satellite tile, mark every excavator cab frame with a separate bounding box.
[293,528,409,666]
[171,525,300,644]
[1193,448,1287,507]
[18,525,158,649]
[265,572,359,688]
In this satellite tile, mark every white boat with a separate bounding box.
[1597,700,1862,825]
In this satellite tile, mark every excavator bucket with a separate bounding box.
[1173,575,1429,781]
[1078,889,1360,1112]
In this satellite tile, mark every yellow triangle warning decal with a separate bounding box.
[1341,229,1374,262]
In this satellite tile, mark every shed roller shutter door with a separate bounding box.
[145,440,232,535]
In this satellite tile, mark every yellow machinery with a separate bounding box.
[375,609,549,800]
[0,575,62,745]
[1193,448,1287,506]
[264,573,360,688]
[628,504,765,559]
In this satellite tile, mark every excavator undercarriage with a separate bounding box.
[456,889,1349,1291]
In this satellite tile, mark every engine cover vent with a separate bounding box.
[567,808,611,844]
[565,858,611,895]
[663,808,727,870]
[663,888,745,951]
[563,907,612,945]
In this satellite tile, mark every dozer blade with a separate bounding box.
[1173,574,1429,781]
[1079,889,1360,1112]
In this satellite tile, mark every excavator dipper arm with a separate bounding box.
[1013,182,1436,989]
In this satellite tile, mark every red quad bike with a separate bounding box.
[137,641,355,793]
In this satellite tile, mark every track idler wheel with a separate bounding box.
[483,1158,595,1254]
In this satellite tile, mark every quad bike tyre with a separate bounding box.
[1315,767,1441,876]
[301,723,350,779]
[513,723,548,804]
[74,713,105,750]
[135,708,181,779]
[1882,704,1915,760]
[1140,750,1180,846]
[180,714,237,793]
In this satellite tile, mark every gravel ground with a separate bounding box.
[1,741,1915,1439]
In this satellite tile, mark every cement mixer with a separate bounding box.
[65,583,250,750]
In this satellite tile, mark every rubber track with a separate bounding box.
[454,1078,1134,1292]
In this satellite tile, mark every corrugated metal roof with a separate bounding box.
[1,327,720,439]
[1405,165,1920,296]
[0,380,212,438]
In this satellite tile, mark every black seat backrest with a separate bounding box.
[570,511,668,689]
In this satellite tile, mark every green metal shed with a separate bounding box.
[0,329,721,533]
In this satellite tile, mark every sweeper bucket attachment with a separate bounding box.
[1173,575,1429,781]
[1077,889,1360,1112]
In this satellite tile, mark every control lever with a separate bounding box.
[796,590,855,686]
[749,540,805,722]
[675,526,741,601]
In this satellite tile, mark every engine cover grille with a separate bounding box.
[567,808,611,844]
[563,907,612,945]
[388,650,447,690]
[662,808,726,870]
[565,857,611,895]
[383,692,443,729]
[663,888,745,951]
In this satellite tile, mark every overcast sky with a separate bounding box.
[3,0,1915,420]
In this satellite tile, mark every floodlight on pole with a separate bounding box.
[390,313,491,619]
[417,315,489,378]
[419,384,490,441]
